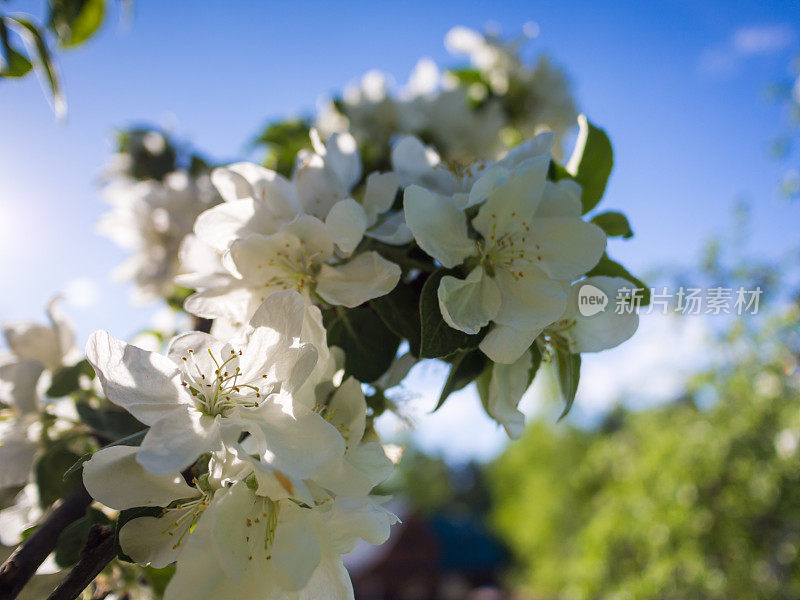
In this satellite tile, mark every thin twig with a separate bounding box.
[45,525,115,600]
[0,483,92,600]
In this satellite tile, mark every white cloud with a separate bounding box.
[732,24,795,56]
[699,23,795,76]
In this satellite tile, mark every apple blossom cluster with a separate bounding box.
[98,130,222,303]
[314,25,577,167]
[0,298,81,492]
[1,21,647,600]
[81,291,397,599]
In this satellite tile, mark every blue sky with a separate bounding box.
[2,1,799,459]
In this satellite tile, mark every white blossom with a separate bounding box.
[85,291,345,475]
[404,145,606,364]
[99,171,221,302]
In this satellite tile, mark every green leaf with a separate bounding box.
[62,428,149,483]
[6,17,65,116]
[565,115,613,214]
[435,350,487,411]
[527,343,543,387]
[419,271,485,359]
[475,361,493,412]
[587,253,651,306]
[49,0,105,48]
[115,507,164,562]
[143,564,176,598]
[591,211,633,239]
[55,507,110,567]
[253,119,311,177]
[327,307,400,383]
[446,67,488,86]
[555,347,581,421]
[166,285,194,312]
[370,282,421,357]
[36,444,83,507]
[76,400,145,441]
[46,359,95,397]
[0,18,33,77]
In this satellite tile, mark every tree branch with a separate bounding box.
[45,525,115,600]
[0,482,92,600]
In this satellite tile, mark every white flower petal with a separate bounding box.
[529,218,606,280]
[535,180,583,218]
[315,441,393,497]
[86,331,184,426]
[486,350,532,439]
[496,132,555,170]
[194,199,278,252]
[0,419,37,489]
[0,359,43,415]
[326,496,399,553]
[325,377,367,445]
[403,185,475,268]
[479,324,540,364]
[391,135,441,188]
[137,409,222,475]
[269,503,322,591]
[493,266,567,332]
[83,445,197,510]
[323,132,362,190]
[560,276,640,353]
[238,395,345,479]
[472,156,550,240]
[366,211,414,245]
[466,164,509,208]
[325,199,368,255]
[119,513,187,568]
[248,290,306,338]
[438,268,501,334]
[316,252,400,307]
[362,172,399,223]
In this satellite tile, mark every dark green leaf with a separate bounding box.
[6,17,64,116]
[327,307,400,383]
[527,343,543,387]
[591,211,633,239]
[36,445,83,507]
[55,507,109,567]
[370,282,421,357]
[475,361,493,412]
[46,359,95,397]
[76,400,145,440]
[63,428,149,482]
[0,18,33,77]
[566,115,613,214]
[587,253,651,306]
[555,347,581,421]
[435,350,487,411]
[419,271,485,358]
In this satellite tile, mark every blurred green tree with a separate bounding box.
[491,293,800,599]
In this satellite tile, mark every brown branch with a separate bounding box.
[45,525,115,600]
[0,482,92,600]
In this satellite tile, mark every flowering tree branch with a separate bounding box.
[0,483,92,600]
[44,525,115,600]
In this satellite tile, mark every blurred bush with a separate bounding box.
[490,297,800,599]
